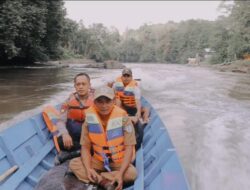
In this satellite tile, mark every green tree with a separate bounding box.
[82,24,120,62]
[42,0,65,60]
[210,18,230,63]
[166,20,213,63]
[118,36,142,62]
[0,0,48,63]
[0,0,65,64]
[230,1,250,58]
[210,1,250,63]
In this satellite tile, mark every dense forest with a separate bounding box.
[0,0,249,65]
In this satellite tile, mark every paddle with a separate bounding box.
[0,165,19,182]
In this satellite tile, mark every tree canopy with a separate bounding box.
[0,0,249,65]
[0,0,65,64]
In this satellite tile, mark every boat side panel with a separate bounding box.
[141,97,190,190]
[145,153,189,190]
[0,141,12,179]
[0,141,54,189]
[0,112,56,189]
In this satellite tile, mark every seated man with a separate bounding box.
[69,86,137,190]
[55,73,94,164]
[112,68,147,150]
[106,73,150,125]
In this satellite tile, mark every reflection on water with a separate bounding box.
[0,63,250,190]
[0,68,69,122]
[0,66,105,123]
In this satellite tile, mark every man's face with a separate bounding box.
[94,96,114,115]
[121,74,132,85]
[74,75,90,96]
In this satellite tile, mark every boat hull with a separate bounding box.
[0,97,189,190]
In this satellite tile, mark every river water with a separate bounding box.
[0,63,250,190]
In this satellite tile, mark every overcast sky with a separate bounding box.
[64,1,222,33]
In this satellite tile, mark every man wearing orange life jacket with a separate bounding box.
[69,86,137,190]
[56,73,94,154]
[113,68,146,150]
[106,72,150,126]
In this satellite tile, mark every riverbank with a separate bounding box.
[203,60,250,74]
[0,58,124,69]
[2,58,249,74]
[43,59,124,69]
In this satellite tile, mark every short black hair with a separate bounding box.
[74,73,90,83]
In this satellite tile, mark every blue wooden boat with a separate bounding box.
[0,97,190,190]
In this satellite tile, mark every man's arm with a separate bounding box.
[57,96,72,135]
[57,97,74,148]
[112,116,136,189]
[112,145,133,190]
[81,144,92,170]
[56,110,68,135]
[81,144,102,183]
[134,86,141,118]
[80,122,102,183]
[102,75,115,88]
[135,98,141,118]
[80,122,92,169]
[112,81,122,107]
[115,116,135,173]
[118,145,133,175]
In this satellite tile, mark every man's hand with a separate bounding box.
[130,116,139,125]
[135,112,141,118]
[87,168,102,183]
[62,133,73,149]
[111,172,123,190]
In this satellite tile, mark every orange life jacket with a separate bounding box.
[114,77,137,108]
[66,93,93,122]
[86,105,127,164]
[42,105,61,152]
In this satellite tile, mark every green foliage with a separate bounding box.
[209,18,230,64]
[61,23,121,62]
[230,1,250,58]
[162,20,211,63]
[209,1,250,63]
[61,47,83,60]
[0,0,64,64]
[118,37,142,62]
[1,0,249,65]
[42,0,65,60]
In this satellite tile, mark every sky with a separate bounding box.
[64,1,222,33]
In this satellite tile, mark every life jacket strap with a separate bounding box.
[94,146,125,159]
[68,105,89,110]
[102,153,111,172]
[92,142,124,149]
[67,118,85,123]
